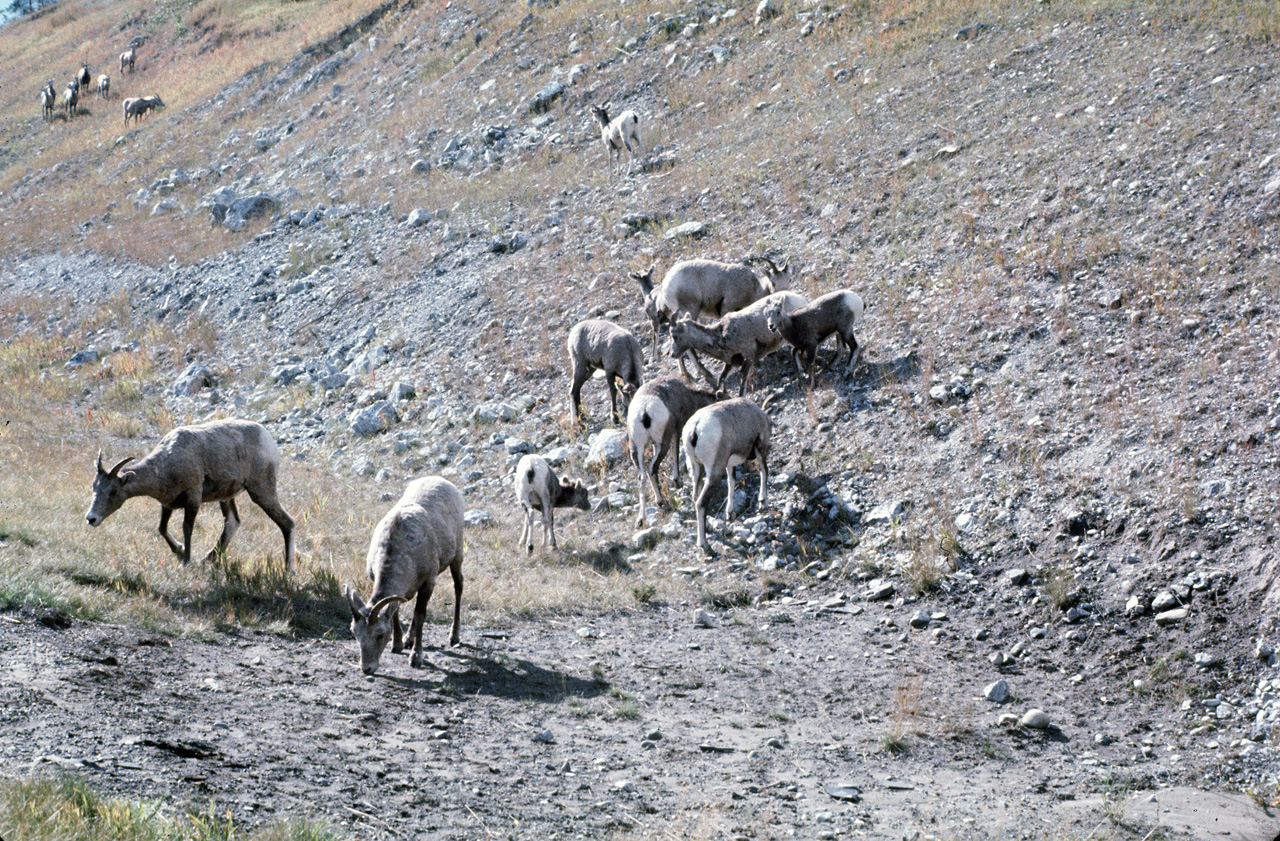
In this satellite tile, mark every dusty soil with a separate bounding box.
[1,596,1276,840]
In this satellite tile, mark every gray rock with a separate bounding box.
[866,579,894,601]
[821,782,860,803]
[1155,608,1189,626]
[1151,590,1180,612]
[344,346,388,376]
[632,528,661,550]
[472,402,519,423]
[463,509,492,527]
[350,401,399,436]
[1020,709,1052,729]
[406,208,431,228]
[172,362,214,396]
[65,349,99,369]
[694,608,715,628]
[908,610,930,629]
[984,679,1010,703]
[388,381,416,402]
[1004,568,1029,586]
[541,446,575,466]
[529,80,565,113]
[664,221,706,240]
[865,500,908,525]
[505,437,532,455]
[410,159,430,174]
[584,429,627,469]
[1125,595,1146,616]
[151,198,180,216]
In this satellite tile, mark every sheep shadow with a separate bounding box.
[381,644,607,703]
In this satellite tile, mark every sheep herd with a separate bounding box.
[80,104,866,676]
[39,37,162,126]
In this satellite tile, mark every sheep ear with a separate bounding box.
[346,589,367,621]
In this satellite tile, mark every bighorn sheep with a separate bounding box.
[590,104,643,174]
[567,318,644,425]
[96,74,110,100]
[668,291,808,394]
[514,454,590,554]
[766,289,866,387]
[62,83,78,118]
[120,46,136,73]
[40,81,55,121]
[681,398,772,549]
[630,256,793,376]
[85,418,296,570]
[345,477,464,675]
[123,94,164,126]
[76,65,91,91]
[626,375,719,526]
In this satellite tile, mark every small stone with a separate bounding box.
[1020,709,1052,730]
[694,609,715,628]
[821,782,861,802]
[1151,590,1180,612]
[1154,608,1189,626]
[984,679,1010,703]
[462,509,492,527]
[531,729,555,744]
[866,579,895,601]
[1125,595,1145,616]
[908,610,930,629]
[1005,568,1029,586]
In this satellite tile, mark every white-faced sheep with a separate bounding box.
[514,454,591,554]
[668,290,808,394]
[630,256,793,376]
[96,74,110,100]
[590,104,643,174]
[86,418,296,570]
[766,289,866,387]
[62,83,78,118]
[40,81,55,121]
[345,477,464,675]
[567,318,644,425]
[681,398,772,549]
[120,46,136,74]
[626,375,719,526]
[123,94,164,126]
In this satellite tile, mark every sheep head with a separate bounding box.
[557,478,592,511]
[347,590,408,675]
[590,104,610,128]
[86,451,136,527]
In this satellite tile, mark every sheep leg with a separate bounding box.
[569,363,589,423]
[447,555,463,646]
[544,504,557,550]
[157,506,186,560]
[248,488,296,570]
[687,351,718,390]
[409,580,434,668]
[203,499,241,563]
[845,331,862,373]
[606,375,621,425]
[724,462,737,523]
[180,504,198,565]
[634,441,652,527]
[695,466,723,549]
[391,605,405,653]
[755,442,769,509]
[520,504,534,554]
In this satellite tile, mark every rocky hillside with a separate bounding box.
[1,0,1279,835]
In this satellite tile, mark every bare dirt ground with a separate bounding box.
[1,594,1276,840]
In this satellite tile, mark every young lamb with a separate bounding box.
[766,289,866,387]
[120,46,136,74]
[681,398,772,549]
[123,94,164,125]
[626,375,719,526]
[668,290,808,394]
[630,256,793,377]
[85,418,296,570]
[514,454,590,554]
[62,83,78,118]
[345,477,464,675]
[567,318,645,425]
[590,104,643,174]
[96,74,110,100]
[40,81,55,121]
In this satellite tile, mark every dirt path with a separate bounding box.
[3,602,1273,840]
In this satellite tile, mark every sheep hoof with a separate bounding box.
[392,643,404,654]
[449,633,460,646]
[410,652,425,669]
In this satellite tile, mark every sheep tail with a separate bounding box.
[641,411,652,430]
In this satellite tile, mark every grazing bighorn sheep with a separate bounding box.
[630,256,793,376]
[626,375,719,526]
[668,291,808,394]
[345,477,464,675]
[766,289,866,387]
[123,94,164,125]
[96,74,110,100]
[514,455,590,554]
[681,398,772,549]
[120,45,136,73]
[86,418,296,570]
[40,81,56,121]
[61,83,78,118]
[590,104,643,174]
[567,318,644,425]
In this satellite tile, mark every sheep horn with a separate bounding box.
[368,595,408,622]
[99,453,134,477]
